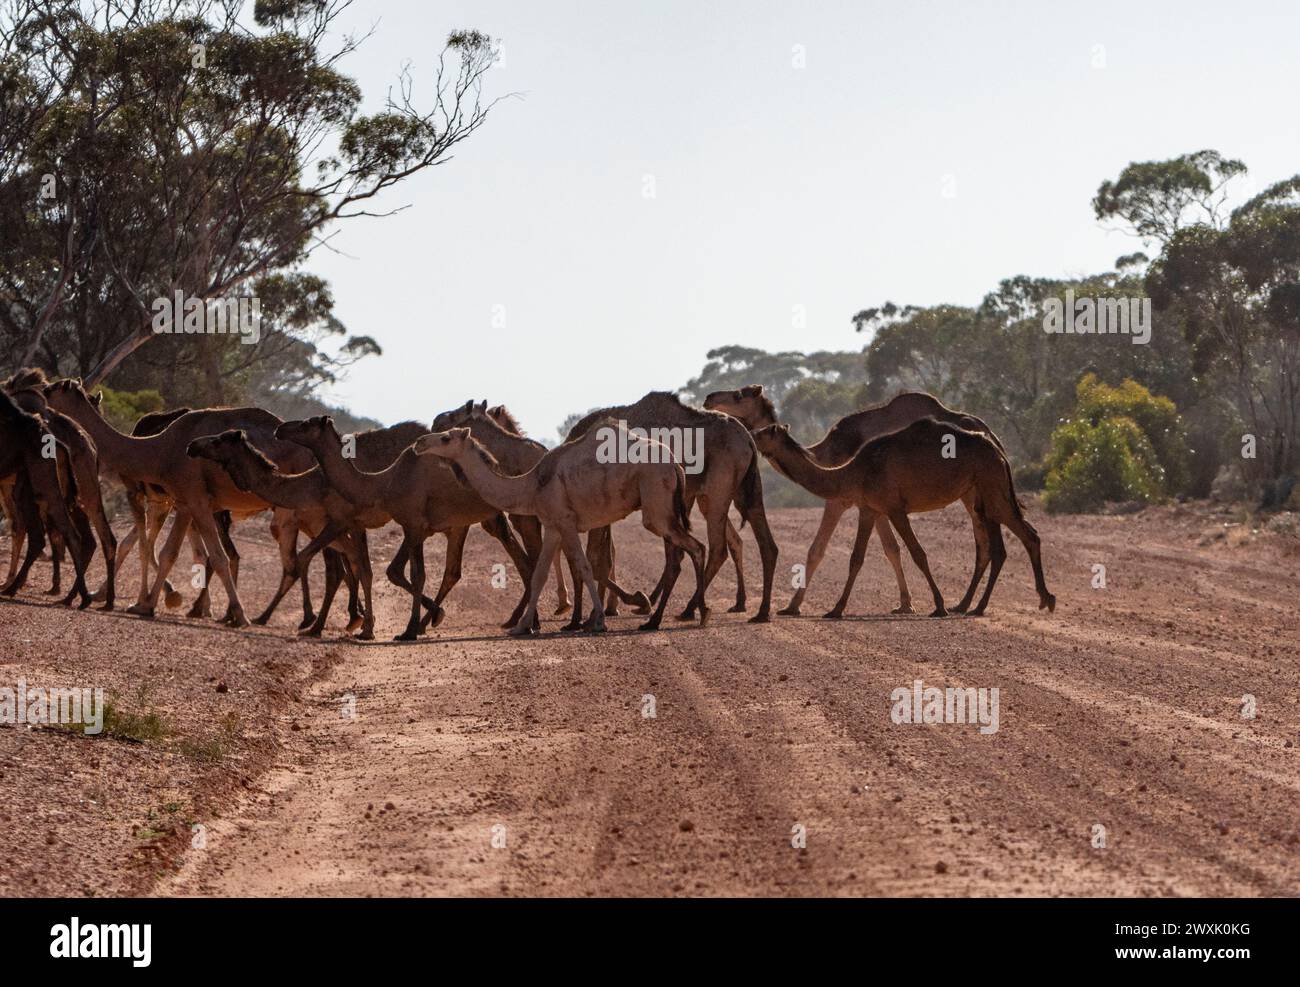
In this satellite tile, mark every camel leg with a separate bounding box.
[823,511,877,619]
[384,536,440,628]
[253,513,317,627]
[476,513,535,631]
[81,483,117,611]
[45,526,63,595]
[394,532,428,642]
[301,547,345,638]
[641,507,708,631]
[987,486,1055,613]
[676,499,727,621]
[351,529,375,639]
[951,494,991,614]
[888,512,946,617]
[722,518,747,612]
[510,526,560,637]
[2,476,45,596]
[641,540,682,631]
[424,525,467,631]
[513,514,569,616]
[185,521,214,618]
[560,529,606,633]
[186,509,248,627]
[872,516,914,614]
[129,510,191,618]
[735,484,778,624]
[151,502,187,610]
[215,511,241,624]
[59,502,96,609]
[781,500,848,616]
[341,548,364,633]
[967,520,1006,617]
[552,553,571,614]
[0,482,24,586]
[561,546,587,633]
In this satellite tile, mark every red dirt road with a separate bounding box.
[4,502,1300,896]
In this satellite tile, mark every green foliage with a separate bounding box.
[1042,375,1184,513]
[96,386,166,432]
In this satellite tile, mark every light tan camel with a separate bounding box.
[44,378,318,625]
[274,416,536,641]
[414,421,707,635]
[563,391,777,623]
[752,419,1054,617]
[704,386,1008,616]
[432,400,618,620]
[187,430,375,638]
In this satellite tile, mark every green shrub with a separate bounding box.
[96,386,166,432]
[1042,375,1180,513]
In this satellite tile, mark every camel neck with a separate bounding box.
[765,437,849,500]
[455,449,538,515]
[242,463,319,512]
[314,444,382,508]
[71,407,160,483]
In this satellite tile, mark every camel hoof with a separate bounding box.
[356,630,375,641]
[346,616,364,633]
[228,614,251,629]
[187,606,211,620]
[298,626,323,638]
[252,614,271,626]
[507,624,535,638]
[698,606,710,628]
[892,604,916,615]
[747,611,770,624]
[45,586,62,596]
[628,592,652,615]
[584,622,607,634]
[421,606,445,630]
[552,602,571,616]
[1042,594,1057,613]
[560,621,582,633]
[777,605,801,617]
[929,607,948,618]
[966,608,987,618]
[821,610,843,620]
[98,601,114,612]
[603,606,620,617]
[727,602,747,613]
[673,609,695,622]
[638,618,662,632]
[394,629,419,642]
[164,589,184,609]
[127,605,156,619]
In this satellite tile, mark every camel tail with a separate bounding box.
[673,468,692,533]
[733,451,764,530]
[999,451,1033,527]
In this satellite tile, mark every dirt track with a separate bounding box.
[4,502,1300,896]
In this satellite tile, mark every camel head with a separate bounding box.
[750,423,795,455]
[42,377,94,417]
[275,415,340,451]
[414,427,473,461]
[702,384,776,431]
[187,429,250,463]
[431,399,488,432]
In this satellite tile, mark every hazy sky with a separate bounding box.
[308,0,1300,439]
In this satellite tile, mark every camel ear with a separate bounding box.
[462,399,473,413]
[476,400,487,413]
[90,390,103,407]
[780,423,790,433]
[741,384,762,397]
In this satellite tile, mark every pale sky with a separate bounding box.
[308,0,1300,439]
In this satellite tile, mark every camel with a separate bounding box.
[274,416,536,641]
[704,385,1008,616]
[5,377,118,608]
[186,430,375,638]
[431,400,628,623]
[44,378,319,626]
[413,421,708,635]
[751,419,1054,617]
[563,391,778,623]
[0,391,92,606]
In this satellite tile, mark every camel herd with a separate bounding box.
[0,369,1055,640]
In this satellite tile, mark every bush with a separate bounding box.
[96,386,166,432]
[1041,375,1182,513]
